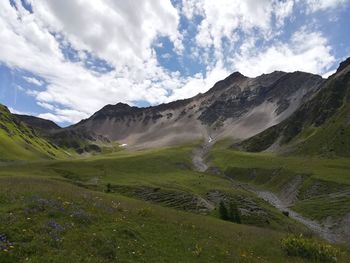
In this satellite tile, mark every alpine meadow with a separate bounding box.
[0,1,350,262]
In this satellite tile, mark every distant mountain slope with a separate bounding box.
[240,57,350,157]
[64,70,323,148]
[15,114,61,135]
[0,105,65,160]
[13,113,110,154]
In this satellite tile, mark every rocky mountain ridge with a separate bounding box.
[65,70,323,148]
[240,57,350,157]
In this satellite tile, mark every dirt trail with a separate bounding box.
[192,139,214,172]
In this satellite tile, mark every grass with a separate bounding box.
[293,104,350,157]
[2,143,346,262]
[0,145,305,231]
[211,140,350,185]
[210,140,350,220]
[1,176,348,263]
[293,194,350,221]
[0,133,349,261]
[0,105,67,161]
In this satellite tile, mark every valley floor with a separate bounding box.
[0,143,349,262]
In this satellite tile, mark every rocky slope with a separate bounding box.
[240,57,350,157]
[63,70,324,148]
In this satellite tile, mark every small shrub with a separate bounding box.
[282,211,289,217]
[219,201,241,223]
[219,201,228,220]
[228,202,241,224]
[106,183,112,193]
[137,207,152,217]
[281,234,340,262]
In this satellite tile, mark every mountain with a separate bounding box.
[61,70,323,148]
[15,114,61,135]
[14,113,111,153]
[239,57,350,157]
[0,105,65,160]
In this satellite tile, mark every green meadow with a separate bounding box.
[0,143,349,262]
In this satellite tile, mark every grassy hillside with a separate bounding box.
[0,105,67,161]
[0,145,305,232]
[1,144,347,262]
[0,176,315,263]
[210,141,350,221]
[239,60,350,157]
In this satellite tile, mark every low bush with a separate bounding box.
[219,201,241,224]
[281,234,340,262]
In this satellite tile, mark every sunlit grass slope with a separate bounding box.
[210,140,350,221]
[0,104,66,161]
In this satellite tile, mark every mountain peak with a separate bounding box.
[0,103,10,113]
[206,71,247,94]
[336,57,350,73]
[112,102,132,109]
[226,71,247,81]
[100,102,133,112]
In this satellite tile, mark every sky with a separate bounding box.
[0,0,349,126]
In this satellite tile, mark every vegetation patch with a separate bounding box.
[109,184,213,213]
[281,234,341,262]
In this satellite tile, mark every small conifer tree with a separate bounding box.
[219,201,228,220]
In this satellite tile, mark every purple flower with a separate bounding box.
[0,233,14,251]
[47,220,64,232]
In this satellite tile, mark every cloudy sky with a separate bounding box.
[0,0,349,126]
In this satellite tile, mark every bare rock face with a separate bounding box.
[240,57,350,157]
[56,70,324,149]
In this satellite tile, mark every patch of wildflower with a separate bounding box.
[0,234,14,252]
[281,234,340,262]
[47,220,65,232]
[239,250,260,262]
[25,195,64,215]
[45,220,65,244]
[70,208,93,224]
[192,244,202,256]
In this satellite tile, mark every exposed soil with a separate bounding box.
[192,139,214,172]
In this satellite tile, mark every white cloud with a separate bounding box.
[181,0,296,63]
[29,0,182,66]
[232,30,335,77]
[23,76,43,86]
[305,0,348,12]
[168,63,230,101]
[0,0,343,124]
[37,101,55,111]
[8,107,32,116]
[322,69,336,78]
[38,108,89,124]
[179,0,335,78]
[0,0,185,123]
